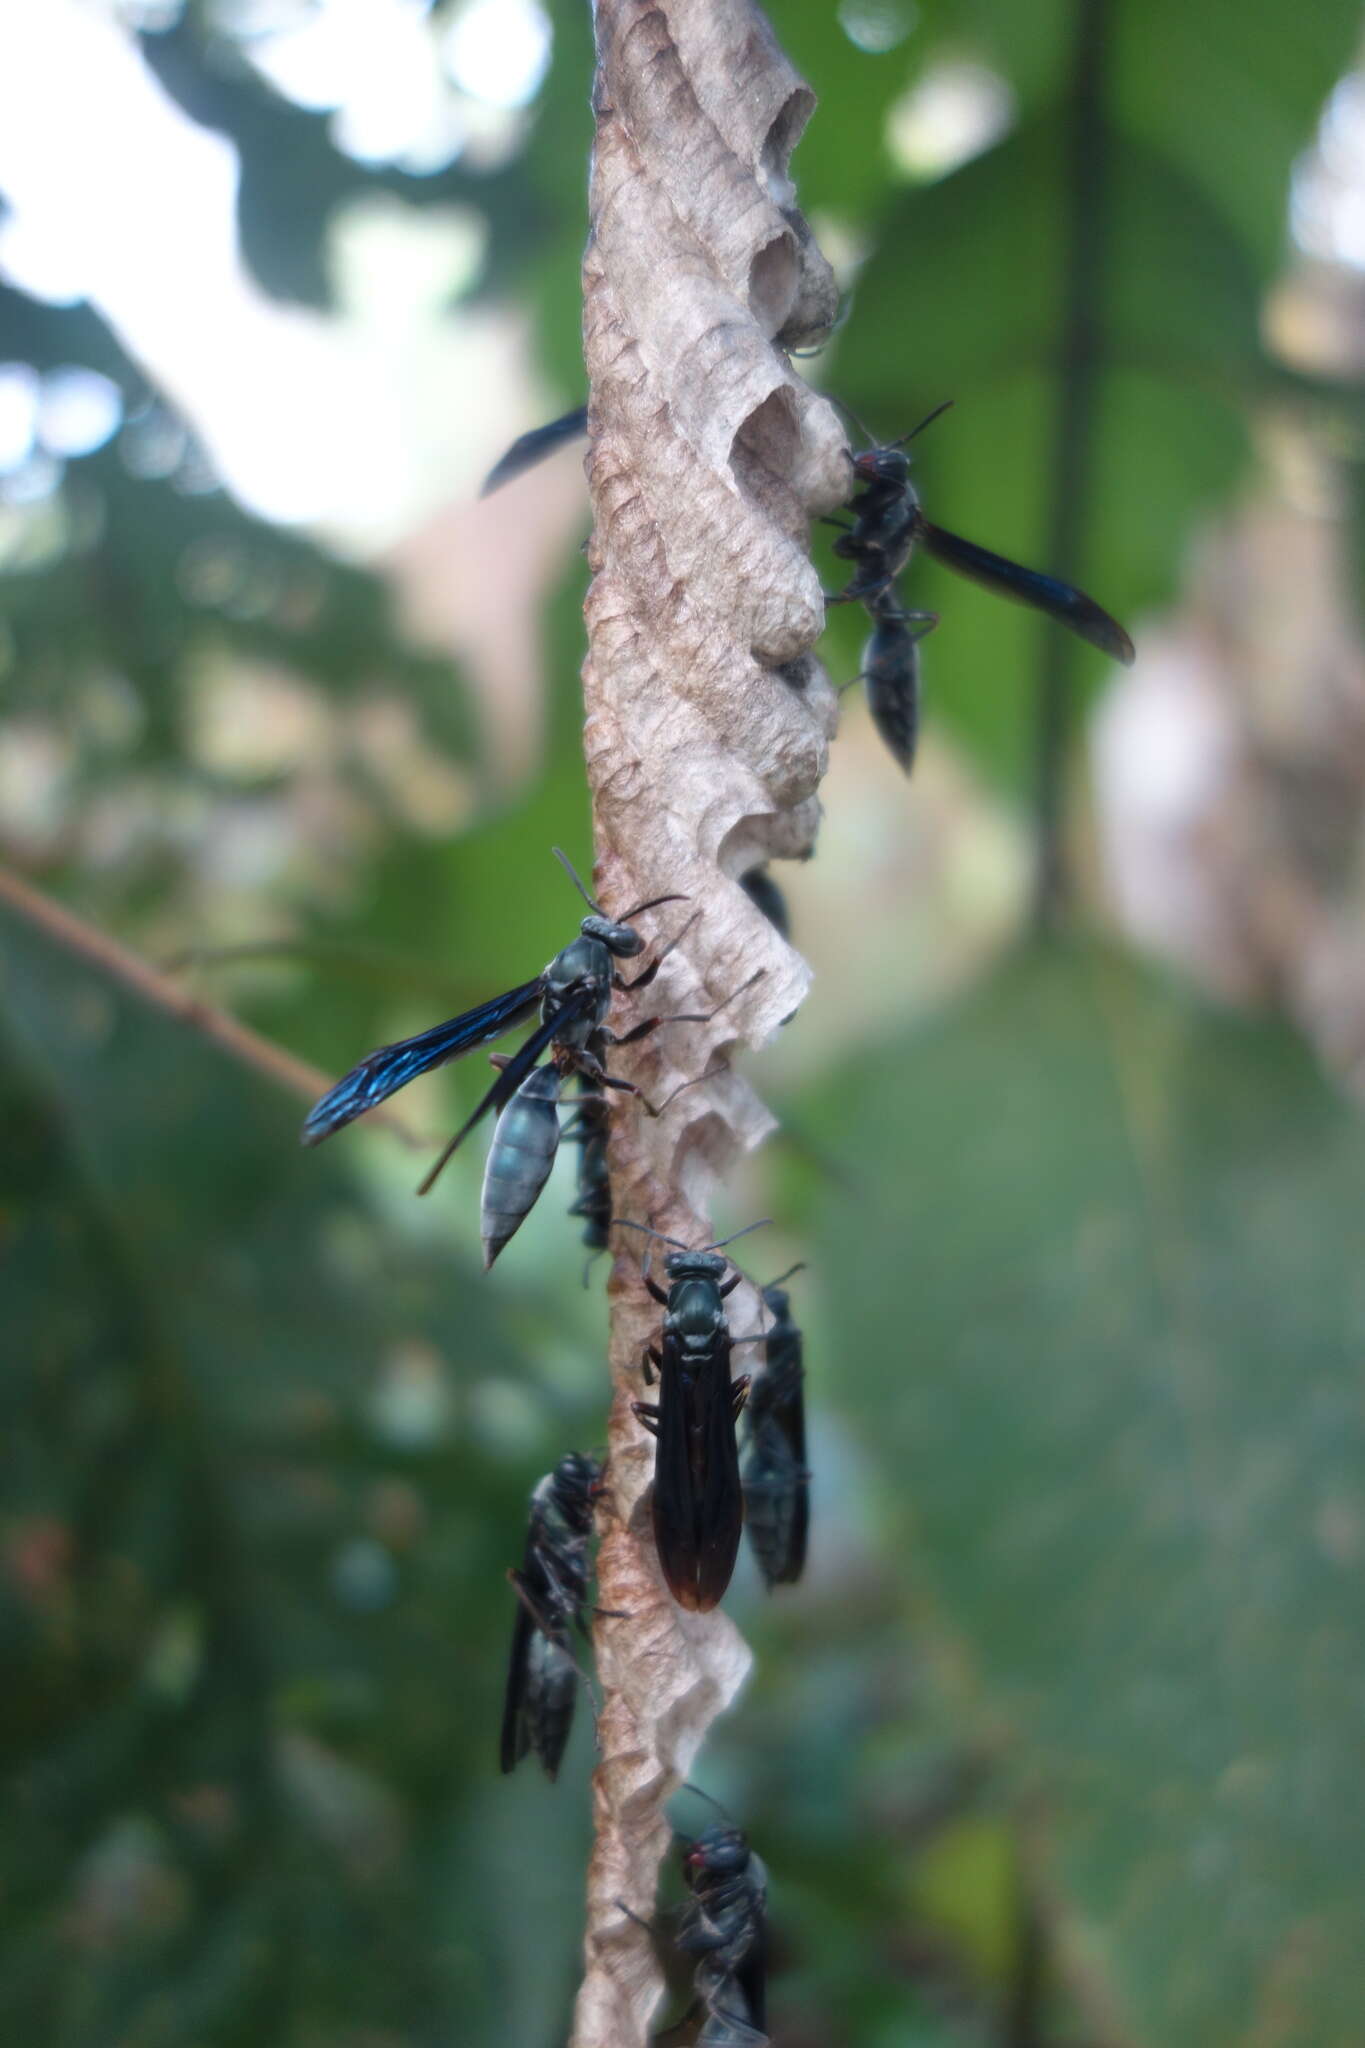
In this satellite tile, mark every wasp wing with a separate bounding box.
[693,1339,746,1613]
[774,1367,809,1587]
[784,1452,810,1588]
[919,519,1135,666]
[500,1478,557,1775]
[417,986,593,1195]
[302,978,544,1144]
[651,1331,705,1611]
[769,1323,809,1582]
[499,1577,537,1774]
[736,1904,768,2038]
[479,405,589,497]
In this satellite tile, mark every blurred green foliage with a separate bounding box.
[813,945,1365,2047]
[2,2,1363,2045]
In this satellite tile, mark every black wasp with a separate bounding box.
[741,1267,809,1590]
[500,1452,600,1780]
[677,1820,769,2048]
[302,850,710,1266]
[621,1222,768,1613]
[828,399,1135,659]
[618,1798,769,2047]
[827,400,1134,772]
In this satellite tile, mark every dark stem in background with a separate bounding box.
[1002,1863,1045,2048]
[1032,0,1111,933]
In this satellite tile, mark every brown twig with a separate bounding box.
[0,864,425,1149]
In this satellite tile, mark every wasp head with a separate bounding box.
[579,913,644,958]
[664,1249,728,1284]
[853,446,911,487]
[684,1825,750,1884]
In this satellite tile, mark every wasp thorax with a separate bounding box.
[546,934,610,990]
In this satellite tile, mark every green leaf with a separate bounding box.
[821,0,1359,790]
[811,945,1365,2047]
[829,121,1260,783]
[1108,0,1360,276]
[955,0,1358,273]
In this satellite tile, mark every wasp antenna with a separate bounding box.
[764,1261,807,1290]
[828,392,877,449]
[704,1218,772,1254]
[552,845,602,915]
[889,398,954,450]
[612,1218,690,1253]
[678,1781,735,1823]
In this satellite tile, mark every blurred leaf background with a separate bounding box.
[3,2,1365,2044]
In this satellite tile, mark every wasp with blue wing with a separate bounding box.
[302,849,712,1266]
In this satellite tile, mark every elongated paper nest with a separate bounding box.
[574,4,847,2044]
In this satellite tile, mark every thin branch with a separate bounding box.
[0,864,424,1148]
[1032,0,1112,932]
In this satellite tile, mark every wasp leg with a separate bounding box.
[616,910,702,992]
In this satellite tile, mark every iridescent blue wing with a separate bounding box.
[416,989,591,1195]
[920,519,1135,666]
[301,978,543,1145]
[479,405,588,497]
